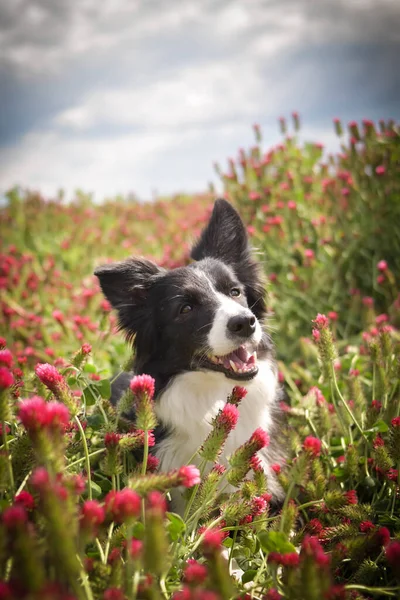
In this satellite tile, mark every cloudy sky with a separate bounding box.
[0,0,399,201]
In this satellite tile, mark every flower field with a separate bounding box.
[1,115,400,599]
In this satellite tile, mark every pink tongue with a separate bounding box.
[234,346,250,363]
[223,346,251,370]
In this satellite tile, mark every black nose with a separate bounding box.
[227,315,256,338]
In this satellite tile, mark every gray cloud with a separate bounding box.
[0,0,399,199]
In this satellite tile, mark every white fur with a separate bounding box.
[207,292,262,356]
[154,358,279,511]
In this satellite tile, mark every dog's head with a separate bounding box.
[95,199,271,386]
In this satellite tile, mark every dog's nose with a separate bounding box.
[227,314,256,337]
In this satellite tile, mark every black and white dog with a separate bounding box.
[95,199,285,506]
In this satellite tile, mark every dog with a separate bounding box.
[95,199,285,510]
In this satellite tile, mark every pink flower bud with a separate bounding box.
[178,465,201,488]
[375,527,390,547]
[344,490,358,505]
[202,528,224,551]
[0,349,13,368]
[0,367,14,390]
[377,260,388,272]
[386,541,400,569]
[250,427,270,450]
[130,374,155,399]
[105,488,141,523]
[81,500,105,529]
[303,436,322,457]
[184,560,208,584]
[15,490,35,511]
[313,314,329,329]
[52,310,64,322]
[30,467,50,490]
[146,491,167,515]
[2,504,28,529]
[217,403,239,431]
[104,432,121,448]
[129,538,143,559]
[35,363,66,393]
[103,589,125,600]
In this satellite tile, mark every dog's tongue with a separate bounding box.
[223,346,256,370]
[235,346,250,362]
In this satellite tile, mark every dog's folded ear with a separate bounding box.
[94,258,164,340]
[191,199,267,319]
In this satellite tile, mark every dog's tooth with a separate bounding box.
[229,360,238,372]
[253,351,257,361]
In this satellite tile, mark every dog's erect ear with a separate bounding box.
[191,199,248,265]
[94,258,164,340]
[191,199,267,319]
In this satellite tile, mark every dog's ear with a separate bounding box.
[191,199,267,319]
[94,258,164,341]
[191,199,248,265]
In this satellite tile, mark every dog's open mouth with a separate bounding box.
[201,345,258,380]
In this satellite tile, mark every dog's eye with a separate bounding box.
[180,304,193,314]
[230,288,241,298]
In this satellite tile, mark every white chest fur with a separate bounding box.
[154,358,278,477]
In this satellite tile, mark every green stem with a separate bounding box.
[141,429,149,476]
[67,448,106,470]
[184,458,207,523]
[251,550,269,594]
[75,416,92,501]
[279,479,295,533]
[15,469,33,496]
[159,574,169,600]
[296,499,324,511]
[132,570,140,600]
[390,461,400,518]
[2,421,15,497]
[104,522,115,563]
[345,585,400,597]
[79,566,94,600]
[228,528,238,572]
[95,538,106,564]
[329,378,350,443]
[330,364,367,441]
[190,516,223,554]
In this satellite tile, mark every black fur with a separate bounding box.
[95,198,286,503]
[95,199,271,399]
[191,199,267,320]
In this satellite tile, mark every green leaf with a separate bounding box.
[258,531,296,554]
[89,481,103,499]
[166,512,186,541]
[86,414,105,429]
[82,384,98,407]
[374,420,389,433]
[95,379,111,400]
[132,522,145,540]
[242,570,257,584]
[84,363,97,374]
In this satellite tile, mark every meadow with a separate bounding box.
[0,115,400,600]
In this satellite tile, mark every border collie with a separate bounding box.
[95,199,285,509]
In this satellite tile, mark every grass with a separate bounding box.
[0,115,399,599]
